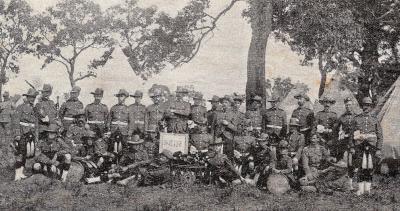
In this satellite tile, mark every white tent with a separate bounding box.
[314,74,362,116]
[279,83,313,121]
[377,76,400,158]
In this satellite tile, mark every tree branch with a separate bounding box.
[73,72,96,82]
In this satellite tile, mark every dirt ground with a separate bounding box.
[0,167,400,211]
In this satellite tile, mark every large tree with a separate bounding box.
[35,0,115,88]
[0,0,39,100]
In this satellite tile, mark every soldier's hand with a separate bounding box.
[350,148,355,154]
[222,120,229,126]
[272,168,280,174]
[50,165,57,173]
[15,136,21,141]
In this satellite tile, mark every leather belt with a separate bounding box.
[134,120,144,124]
[19,122,35,128]
[63,117,75,121]
[266,125,282,129]
[112,121,128,126]
[300,127,310,132]
[87,120,105,124]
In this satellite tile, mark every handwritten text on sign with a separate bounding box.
[159,133,189,154]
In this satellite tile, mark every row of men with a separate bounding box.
[4,84,383,195]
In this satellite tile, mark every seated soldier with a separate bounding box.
[299,133,347,193]
[135,149,173,187]
[233,129,257,180]
[286,118,305,172]
[271,140,296,187]
[65,110,88,156]
[32,124,72,182]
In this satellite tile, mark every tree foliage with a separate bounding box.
[0,0,39,95]
[35,0,115,87]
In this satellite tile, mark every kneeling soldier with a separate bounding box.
[32,124,72,182]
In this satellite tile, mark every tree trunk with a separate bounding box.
[69,64,75,88]
[318,71,327,98]
[245,0,272,109]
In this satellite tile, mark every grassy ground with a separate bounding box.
[0,167,400,211]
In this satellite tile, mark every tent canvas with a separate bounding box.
[278,83,313,121]
[377,76,400,159]
[314,74,362,116]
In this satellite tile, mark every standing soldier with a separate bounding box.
[232,94,246,136]
[216,95,239,161]
[85,88,108,134]
[108,89,130,150]
[35,84,59,138]
[207,95,221,141]
[245,96,263,138]
[145,89,166,134]
[59,86,84,130]
[189,92,208,134]
[313,96,339,155]
[13,88,39,181]
[0,91,14,141]
[291,93,314,144]
[164,86,191,133]
[263,95,287,142]
[128,90,146,140]
[351,97,383,196]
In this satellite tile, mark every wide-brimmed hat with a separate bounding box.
[127,135,144,145]
[40,84,52,92]
[220,95,233,103]
[208,95,220,102]
[319,96,336,104]
[294,93,310,101]
[130,90,143,98]
[115,89,129,97]
[232,94,244,102]
[289,118,300,126]
[90,88,104,96]
[44,124,59,133]
[361,97,373,105]
[252,95,262,102]
[23,88,38,97]
[70,86,81,93]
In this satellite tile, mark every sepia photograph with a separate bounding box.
[0,0,400,210]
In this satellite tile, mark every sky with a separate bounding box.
[5,0,322,106]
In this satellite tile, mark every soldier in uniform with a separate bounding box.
[136,149,173,187]
[164,86,191,133]
[189,92,208,134]
[32,124,72,182]
[128,90,146,140]
[13,88,39,181]
[245,95,263,138]
[286,118,305,172]
[271,140,295,186]
[108,89,130,154]
[66,110,87,156]
[313,96,339,156]
[232,94,246,136]
[351,97,383,196]
[207,95,222,141]
[263,95,287,143]
[145,89,166,134]
[35,84,59,138]
[59,86,84,130]
[216,95,240,161]
[85,88,108,134]
[291,93,314,144]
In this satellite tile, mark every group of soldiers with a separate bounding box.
[0,83,383,195]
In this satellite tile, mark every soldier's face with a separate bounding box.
[27,96,35,104]
[70,92,79,99]
[222,100,231,109]
[270,101,277,108]
[253,101,261,109]
[94,95,102,102]
[48,132,57,140]
[118,96,126,104]
[42,90,51,98]
[233,100,242,108]
[362,104,372,113]
[151,96,160,104]
[345,102,352,112]
[211,101,219,108]
[194,99,201,105]
[280,149,288,156]
[311,134,319,144]
[323,103,331,110]
[297,98,305,106]
[134,96,142,104]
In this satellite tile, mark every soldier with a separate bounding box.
[271,140,295,186]
[35,84,59,138]
[13,88,39,181]
[128,90,146,140]
[207,95,222,140]
[351,97,383,196]
[136,149,173,187]
[108,89,130,150]
[216,95,239,160]
[164,86,191,133]
[286,118,305,171]
[245,95,263,138]
[32,124,72,182]
[263,95,287,142]
[314,96,339,155]
[232,94,246,136]
[189,92,208,134]
[145,89,166,134]
[66,110,87,156]
[59,86,84,129]
[291,93,314,144]
[85,88,108,134]
[0,91,14,140]
[299,133,338,192]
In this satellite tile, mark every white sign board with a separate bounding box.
[159,132,189,154]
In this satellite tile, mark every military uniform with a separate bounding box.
[59,98,84,129]
[0,99,14,140]
[313,110,338,152]
[291,106,314,143]
[263,107,287,139]
[190,104,208,133]
[35,97,58,132]
[207,105,223,142]
[287,130,305,161]
[145,103,166,133]
[300,144,331,186]
[85,103,108,134]
[108,104,130,136]
[128,103,146,137]
[245,108,263,136]
[164,99,191,133]
[337,110,356,160]
[216,107,240,160]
